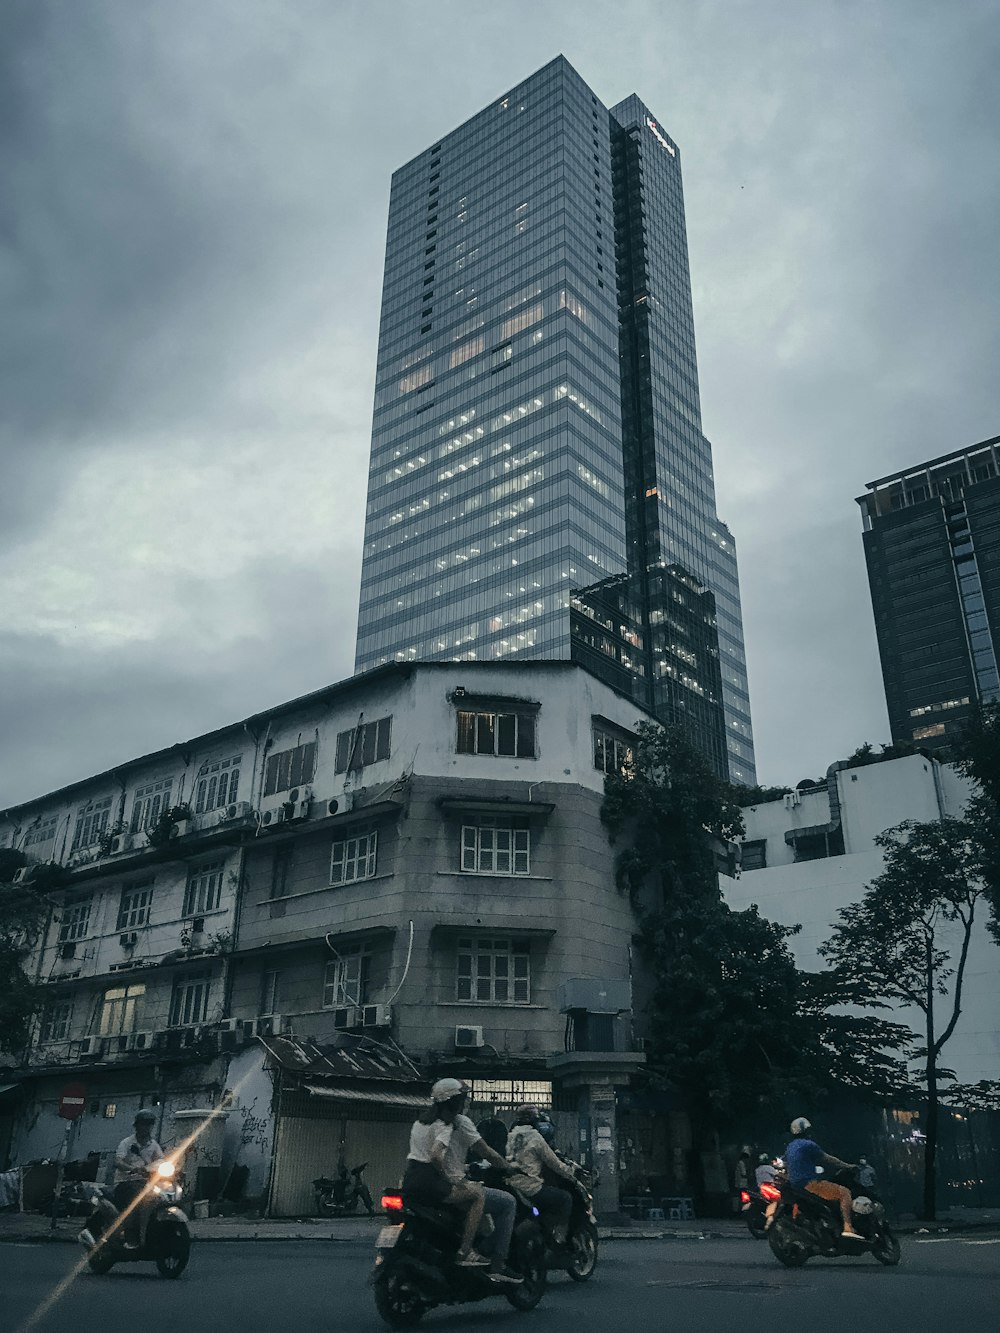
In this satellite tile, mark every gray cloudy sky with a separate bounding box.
[2,0,998,806]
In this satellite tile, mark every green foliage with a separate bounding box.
[844,740,923,769]
[0,863,51,1056]
[954,702,1000,945]
[820,817,995,1218]
[146,803,193,849]
[730,782,792,807]
[602,723,910,1141]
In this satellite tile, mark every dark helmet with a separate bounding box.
[536,1117,556,1146]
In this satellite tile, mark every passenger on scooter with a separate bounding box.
[506,1104,579,1245]
[403,1078,522,1285]
[783,1117,862,1240]
[754,1153,776,1187]
[402,1079,488,1268]
[113,1108,163,1247]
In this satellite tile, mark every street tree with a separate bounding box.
[819,817,995,1219]
[954,701,1000,944]
[602,723,911,1195]
[0,849,54,1055]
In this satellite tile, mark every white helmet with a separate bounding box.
[790,1117,811,1135]
[431,1077,468,1103]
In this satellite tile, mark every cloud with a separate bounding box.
[1,0,998,802]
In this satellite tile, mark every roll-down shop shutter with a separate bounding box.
[269,1090,416,1217]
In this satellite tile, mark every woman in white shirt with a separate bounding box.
[402,1078,488,1267]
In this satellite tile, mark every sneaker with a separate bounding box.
[841,1228,864,1241]
[488,1269,524,1285]
[456,1249,490,1267]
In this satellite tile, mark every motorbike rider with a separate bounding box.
[404,1078,522,1285]
[754,1153,776,1188]
[506,1103,580,1246]
[113,1108,164,1247]
[783,1117,862,1241]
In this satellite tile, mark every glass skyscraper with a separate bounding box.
[858,435,1000,753]
[355,57,756,783]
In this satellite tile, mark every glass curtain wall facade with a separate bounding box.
[858,436,1000,752]
[355,57,756,783]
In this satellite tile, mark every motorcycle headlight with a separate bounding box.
[156,1161,176,1179]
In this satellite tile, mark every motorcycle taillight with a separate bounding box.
[740,1190,750,1205]
[381,1192,403,1214]
[760,1183,781,1202]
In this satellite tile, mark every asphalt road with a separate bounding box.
[3,1235,999,1333]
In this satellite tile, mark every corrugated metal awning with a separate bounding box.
[302,1084,427,1109]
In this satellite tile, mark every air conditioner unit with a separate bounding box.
[255,1014,283,1037]
[132,1031,153,1052]
[260,804,290,827]
[454,1024,484,1049]
[59,941,77,960]
[173,819,191,838]
[783,791,801,809]
[120,931,139,948]
[12,867,31,884]
[77,1036,101,1057]
[110,833,133,855]
[218,801,252,824]
[332,1006,359,1031]
[154,1029,184,1053]
[290,799,311,821]
[288,785,313,805]
[361,1004,392,1029]
[216,1017,242,1033]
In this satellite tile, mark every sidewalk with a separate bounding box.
[2,1207,997,1245]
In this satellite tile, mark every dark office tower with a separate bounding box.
[355,56,756,783]
[858,435,1000,752]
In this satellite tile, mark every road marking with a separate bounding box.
[646,1280,789,1291]
[963,1238,1000,1245]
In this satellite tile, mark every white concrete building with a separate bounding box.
[727,753,1000,1087]
[0,661,650,1215]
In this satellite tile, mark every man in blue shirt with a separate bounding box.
[784,1117,862,1240]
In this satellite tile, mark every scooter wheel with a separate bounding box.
[88,1251,115,1275]
[566,1221,598,1281]
[373,1272,427,1328]
[155,1226,191,1278]
[768,1220,809,1267]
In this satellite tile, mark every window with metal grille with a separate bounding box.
[71,797,113,851]
[334,717,392,772]
[456,937,530,1004]
[116,880,154,931]
[130,779,173,833]
[58,899,91,943]
[194,756,241,814]
[456,710,535,758]
[183,861,225,917]
[263,741,317,797]
[169,971,210,1027]
[330,828,378,886]
[99,984,146,1036]
[41,999,73,1042]
[461,820,529,875]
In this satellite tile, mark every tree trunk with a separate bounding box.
[921,939,937,1221]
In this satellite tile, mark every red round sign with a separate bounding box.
[58,1082,87,1121]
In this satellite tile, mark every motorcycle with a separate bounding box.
[741,1180,782,1239]
[314,1161,375,1217]
[538,1155,599,1281]
[78,1159,191,1278]
[370,1183,547,1328]
[767,1168,901,1268]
